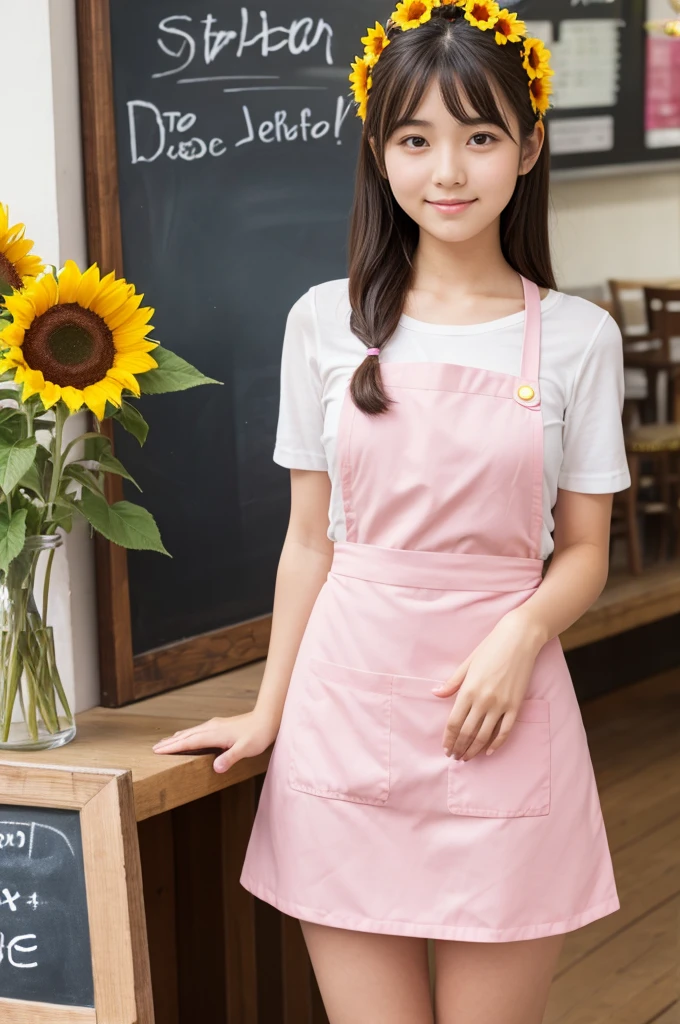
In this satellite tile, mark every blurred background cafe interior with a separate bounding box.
[0,1,679,1022]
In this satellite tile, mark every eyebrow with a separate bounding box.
[395,116,496,130]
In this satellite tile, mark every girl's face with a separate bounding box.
[377,78,544,244]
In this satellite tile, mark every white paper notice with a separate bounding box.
[550,19,623,109]
[549,115,615,154]
[523,21,554,45]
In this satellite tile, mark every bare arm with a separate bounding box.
[151,468,333,770]
[504,488,614,647]
[254,468,334,726]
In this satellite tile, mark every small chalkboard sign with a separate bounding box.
[0,805,94,1007]
[0,763,153,1024]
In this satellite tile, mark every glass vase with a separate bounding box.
[0,533,76,750]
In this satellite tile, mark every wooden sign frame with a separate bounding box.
[0,762,153,1023]
[75,0,272,708]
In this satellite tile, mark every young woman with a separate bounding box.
[153,3,631,1020]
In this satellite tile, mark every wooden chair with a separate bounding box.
[607,279,680,574]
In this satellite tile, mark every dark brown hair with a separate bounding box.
[347,5,556,414]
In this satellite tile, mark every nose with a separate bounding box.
[432,144,466,189]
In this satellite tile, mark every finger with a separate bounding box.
[443,702,476,757]
[460,713,501,761]
[485,714,517,755]
[432,658,470,697]
[213,738,246,774]
[450,711,486,760]
[152,724,214,751]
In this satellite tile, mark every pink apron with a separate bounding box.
[240,275,621,941]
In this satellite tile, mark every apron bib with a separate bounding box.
[240,275,620,941]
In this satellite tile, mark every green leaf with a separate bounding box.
[61,462,105,497]
[0,437,37,495]
[137,345,223,395]
[16,459,45,499]
[0,276,13,297]
[0,506,27,574]
[96,451,142,491]
[0,388,21,404]
[61,430,109,464]
[48,496,75,533]
[75,489,170,555]
[111,400,149,446]
[82,434,112,461]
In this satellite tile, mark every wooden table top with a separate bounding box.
[0,658,271,822]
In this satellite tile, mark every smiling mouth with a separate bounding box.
[427,199,476,206]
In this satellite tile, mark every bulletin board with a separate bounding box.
[520,0,680,172]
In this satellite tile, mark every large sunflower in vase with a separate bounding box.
[0,205,221,750]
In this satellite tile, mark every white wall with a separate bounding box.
[0,0,100,715]
[1,2,678,714]
[551,169,680,291]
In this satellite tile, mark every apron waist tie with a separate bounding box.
[330,541,545,593]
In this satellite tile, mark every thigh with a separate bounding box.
[433,933,565,1024]
[300,919,435,1024]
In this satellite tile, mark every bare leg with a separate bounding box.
[300,919,435,1024]
[433,933,565,1024]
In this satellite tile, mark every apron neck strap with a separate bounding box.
[519,275,542,382]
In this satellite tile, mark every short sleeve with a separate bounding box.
[557,312,632,493]
[272,286,328,471]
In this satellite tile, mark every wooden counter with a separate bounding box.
[8,557,680,824]
[3,658,271,822]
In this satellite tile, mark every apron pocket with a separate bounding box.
[288,657,392,805]
[447,699,551,817]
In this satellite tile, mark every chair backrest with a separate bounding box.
[608,279,650,336]
[643,287,680,362]
[608,278,680,339]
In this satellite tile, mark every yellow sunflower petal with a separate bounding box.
[75,264,102,309]
[82,376,125,420]
[16,254,46,280]
[464,0,500,30]
[80,384,109,421]
[0,323,26,348]
[39,381,62,411]
[0,204,8,236]
[4,237,35,264]
[0,347,27,369]
[18,368,46,402]
[59,386,85,414]
[90,279,136,320]
[112,335,159,353]
[391,0,436,30]
[113,351,159,374]
[103,293,148,331]
[106,367,142,397]
[31,273,58,318]
[111,306,155,335]
[57,259,83,304]
[3,293,35,330]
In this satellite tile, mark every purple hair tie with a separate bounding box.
[366,348,380,357]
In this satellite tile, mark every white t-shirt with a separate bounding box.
[273,278,632,560]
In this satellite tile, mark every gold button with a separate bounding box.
[517,385,535,401]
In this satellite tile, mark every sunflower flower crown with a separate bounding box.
[349,0,554,122]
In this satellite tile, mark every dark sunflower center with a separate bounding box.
[21,302,115,390]
[0,252,22,292]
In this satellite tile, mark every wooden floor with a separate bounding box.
[543,664,680,1023]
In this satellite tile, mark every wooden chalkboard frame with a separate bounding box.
[0,762,153,1023]
[75,0,271,707]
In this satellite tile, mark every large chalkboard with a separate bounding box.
[103,0,677,667]
[0,805,94,1007]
